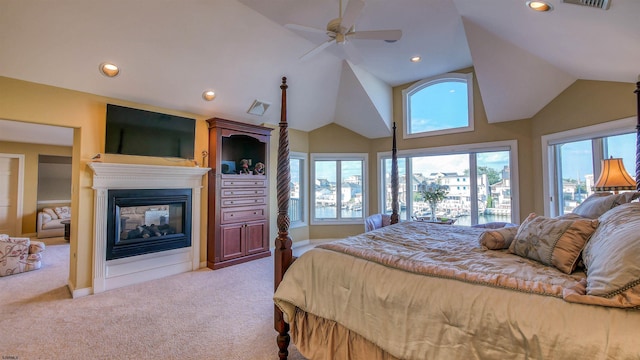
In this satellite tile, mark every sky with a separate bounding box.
[560,132,636,182]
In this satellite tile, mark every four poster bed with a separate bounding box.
[273,77,640,359]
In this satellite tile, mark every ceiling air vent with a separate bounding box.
[562,0,611,10]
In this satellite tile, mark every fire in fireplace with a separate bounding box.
[106,188,192,260]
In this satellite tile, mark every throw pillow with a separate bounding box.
[582,202,640,301]
[43,208,58,220]
[478,226,519,250]
[572,192,639,219]
[54,206,71,219]
[509,213,599,274]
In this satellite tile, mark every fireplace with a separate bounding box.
[89,162,209,294]
[107,188,192,260]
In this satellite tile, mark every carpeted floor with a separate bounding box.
[0,237,306,360]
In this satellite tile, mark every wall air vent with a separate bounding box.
[562,0,611,10]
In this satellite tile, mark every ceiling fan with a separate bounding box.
[286,0,402,61]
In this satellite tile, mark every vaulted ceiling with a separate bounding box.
[1,0,638,144]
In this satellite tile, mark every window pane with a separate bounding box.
[604,133,636,178]
[558,140,593,214]
[410,154,467,222]
[289,158,302,223]
[409,81,468,134]
[340,161,363,219]
[314,160,337,219]
[476,151,511,226]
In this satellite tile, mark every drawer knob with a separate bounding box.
[230,214,234,217]
[230,201,234,204]
[254,212,258,214]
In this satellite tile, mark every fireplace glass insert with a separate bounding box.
[107,188,192,260]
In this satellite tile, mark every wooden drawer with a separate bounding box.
[221,178,266,188]
[221,188,266,197]
[221,196,266,207]
[221,206,266,224]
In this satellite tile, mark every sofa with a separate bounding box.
[0,234,45,276]
[36,206,71,239]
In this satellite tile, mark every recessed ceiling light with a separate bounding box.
[202,90,216,101]
[526,1,553,12]
[99,62,119,77]
[410,56,421,63]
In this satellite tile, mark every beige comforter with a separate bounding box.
[274,222,640,359]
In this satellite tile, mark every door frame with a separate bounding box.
[0,153,25,236]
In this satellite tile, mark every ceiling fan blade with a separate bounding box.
[340,0,364,32]
[348,29,402,41]
[285,23,328,35]
[300,39,336,61]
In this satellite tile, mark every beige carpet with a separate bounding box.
[0,237,306,360]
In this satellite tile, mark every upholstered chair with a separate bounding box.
[0,234,45,277]
[364,213,392,232]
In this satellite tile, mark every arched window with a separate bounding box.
[403,72,474,138]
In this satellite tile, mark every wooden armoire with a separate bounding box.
[206,118,272,269]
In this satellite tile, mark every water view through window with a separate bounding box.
[382,150,512,226]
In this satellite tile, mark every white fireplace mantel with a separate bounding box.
[89,162,210,294]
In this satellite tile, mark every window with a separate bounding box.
[379,141,518,226]
[542,117,636,217]
[289,152,307,227]
[311,153,367,224]
[403,72,474,139]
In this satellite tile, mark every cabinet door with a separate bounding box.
[245,221,266,255]
[220,223,245,261]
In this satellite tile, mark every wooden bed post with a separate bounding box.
[635,76,640,191]
[390,122,399,224]
[274,76,293,360]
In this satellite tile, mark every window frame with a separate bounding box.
[310,153,368,225]
[289,151,308,228]
[377,140,519,225]
[402,72,474,139]
[541,116,636,217]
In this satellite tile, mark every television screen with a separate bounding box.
[105,104,195,159]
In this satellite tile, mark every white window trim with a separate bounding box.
[289,151,308,228]
[310,153,368,225]
[402,72,474,139]
[541,116,635,217]
[377,139,519,223]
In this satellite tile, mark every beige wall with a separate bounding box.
[0,141,72,234]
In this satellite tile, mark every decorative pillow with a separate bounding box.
[582,202,640,300]
[509,213,599,274]
[54,206,71,219]
[43,208,58,220]
[572,192,639,219]
[41,212,52,223]
[478,226,519,250]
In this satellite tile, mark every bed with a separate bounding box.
[273,77,640,359]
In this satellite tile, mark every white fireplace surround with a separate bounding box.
[89,162,209,294]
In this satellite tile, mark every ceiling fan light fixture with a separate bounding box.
[410,56,422,63]
[99,62,120,77]
[202,90,216,101]
[526,1,553,12]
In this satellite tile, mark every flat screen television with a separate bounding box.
[105,104,195,159]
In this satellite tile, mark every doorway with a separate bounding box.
[0,154,24,236]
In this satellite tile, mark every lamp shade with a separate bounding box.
[592,157,636,192]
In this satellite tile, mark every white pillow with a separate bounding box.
[583,202,640,303]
